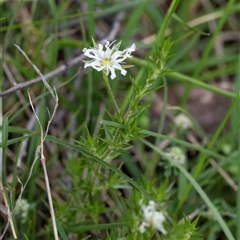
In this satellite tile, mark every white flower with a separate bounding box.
[165,146,185,165]
[83,40,136,80]
[139,200,167,235]
[222,143,231,155]
[16,199,30,220]
[174,113,192,130]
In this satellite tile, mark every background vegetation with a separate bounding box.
[0,0,239,239]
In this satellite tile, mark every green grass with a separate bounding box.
[0,0,239,239]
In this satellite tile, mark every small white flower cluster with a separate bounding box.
[83,40,135,80]
[165,146,185,166]
[174,113,192,130]
[16,198,30,220]
[139,200,167,235]
[222,143,231,155]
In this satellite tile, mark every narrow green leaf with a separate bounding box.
[56,218,68,240]
[65,221,129,233]
[2,115,9,149]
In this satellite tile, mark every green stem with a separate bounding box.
[145,77,168,178]
[100,128,120,161]
[155,0,180,44]
[193,0,236,78]
[176,96,240,214]
[124,74,155,123]
[236,54,240,240]
[168,72,237,99]
[180,0,236,107]
[102,73,119,116]
[101,74,121,161]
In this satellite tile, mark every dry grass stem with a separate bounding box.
[15,44,59,240]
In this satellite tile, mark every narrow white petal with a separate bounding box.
[121,69,127,76]
[109,67,116,79]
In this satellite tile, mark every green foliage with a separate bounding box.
[162,215,202,240]
[1,0,238,239]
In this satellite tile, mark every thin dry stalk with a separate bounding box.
[210,159,238,192]
[17,105,39,167]
[15,44,59,240]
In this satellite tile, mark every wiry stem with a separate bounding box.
[102,73,120,116]
[41,158,59,238]
[100,73,123,161]
[16,44,59,240]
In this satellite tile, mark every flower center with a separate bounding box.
[101,58,111,66]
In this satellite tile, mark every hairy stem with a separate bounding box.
[103,73,120,116]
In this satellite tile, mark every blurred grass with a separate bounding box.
[1,0,239,239]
